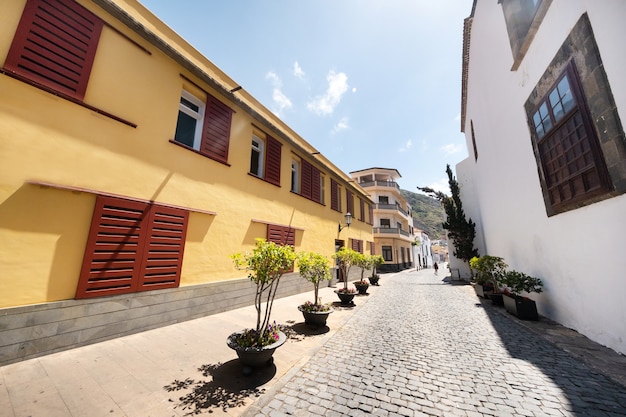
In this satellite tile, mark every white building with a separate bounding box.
[457,0,626,354]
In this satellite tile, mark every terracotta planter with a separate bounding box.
[298,305,333,327]
[503,294,539,320]
[227,330,287,374]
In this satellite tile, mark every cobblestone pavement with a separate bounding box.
[244,268,626,417]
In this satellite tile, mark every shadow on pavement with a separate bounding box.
[164,360,274,415]
[476,296,626,416]
[281,320,330,341]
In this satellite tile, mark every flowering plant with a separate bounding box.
[335,287,356,294]
[299,300,332,313]
[231,322,281,348]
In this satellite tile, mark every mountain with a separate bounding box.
[400,189,446,240]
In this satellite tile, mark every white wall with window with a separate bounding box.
[458,0,626,354]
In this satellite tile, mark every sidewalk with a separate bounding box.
[0,283,373,417]
[2,270,625,416]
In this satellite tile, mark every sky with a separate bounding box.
[139,0,472,195]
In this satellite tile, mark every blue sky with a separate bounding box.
[139,0,472,194]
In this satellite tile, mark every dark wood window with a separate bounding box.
[346,190,354,216]
[382,246,393,262]
[4,0,103,100]
[379,196,389,204]
[369,241,375,255]
[351,239,363,254]
[266,224,295,272]
[298,159,323,204]
[531,63,611,213]
[77,196,189,299]
[264,135,282,186]
[380,219,391,228]
[359,199,365,221]
[368,204,373,225]
[330,179,341,212]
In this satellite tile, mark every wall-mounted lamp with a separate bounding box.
[338,212,352,233]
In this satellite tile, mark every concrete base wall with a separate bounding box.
[0,272,317,366]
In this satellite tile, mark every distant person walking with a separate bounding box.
[433,262,439,275]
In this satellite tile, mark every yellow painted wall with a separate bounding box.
[0,0,372,308]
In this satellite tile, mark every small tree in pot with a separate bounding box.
[368,255,384,285]
[353,252,370,295]
[333,247,359,304]
[297,251,333,326]
[501,270,543,320]
[469,255,508,304]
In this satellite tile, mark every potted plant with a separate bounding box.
[333,247,359,305]
[368,255,384,286]
[229,239,296,373]
[469,255,507,305]
[353,253,370,295]
[297,251,334,327]
[501,270,543,320]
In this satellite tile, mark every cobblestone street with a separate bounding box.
[245,268,626,417]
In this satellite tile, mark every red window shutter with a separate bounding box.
[265,135,282,186]
[351,239,363,253]
[311,166,321,203]
[301,159,312,199]
[77,197,148,298]
[346,190,354,215]
[370,241,375,254]
[77,196,189,299]
[331,179,339,211]
[200,95,233,163]
[4,0,103,100]
[368,204,374,225]
[266,224,295,246]
[359,199,365,221]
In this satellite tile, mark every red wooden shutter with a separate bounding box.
[4,0,103,100]
[301,159,312,199]
[359,199,365,221]
[351,239,363,253]
[265,135,282,185]
[77,196,189,299]
[331,179,339,211]
[266,224,295,246]
[77,197,147,298]
[200,94,232,163]
[346,190,354,215]
[311,166,321,203]
[368,204,374,225]
[138,205,189,291]
[370,241,375,254]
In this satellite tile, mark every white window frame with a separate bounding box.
[251,135,265,177]
[291,159,300,193]
[176,90,205,150]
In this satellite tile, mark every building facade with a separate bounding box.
[350,168,414,272]
[0,0,373,364]
[457,0,626,354]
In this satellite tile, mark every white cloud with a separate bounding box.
[293,61,305,79]
[454,113,461,122]
[331,117,349,134]
[398,139,413,153]
[307,70,349,116]
[440,143,463,155]
[266,71,292,116]
[429,178,450,195]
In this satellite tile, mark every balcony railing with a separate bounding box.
[358,180,399,190]
[375,203,408,217]
[373,227,411,237]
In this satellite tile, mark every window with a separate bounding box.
[297,159,324,204]
[250,136,265,177]
[379,196,389,205]
[368,204,374,225]
[529,62,612,214]
[330,179,341,212]
[250,132,282,186]
[291,159,300,193]
[359,199,365,221]
[77,196,189,299]
[266,224,295,272]
[346,190,354,216]
[380,219,391,228]
[369,241,375,255]
[351,239,363,254]
[382,246,393,262]
[500,0,551,70]
[173,90,233,164]
[4,0,103,100]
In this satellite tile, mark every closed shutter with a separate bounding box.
[138,205,189,291]
[4,0,103,100]
[200,94,232,163]
[368,204,374,225]
[265,135,282,185]
[301,159,312,199]
[267,224,295,246]
[331,179,339,211]
[311,166,321,203]
[77,196,189,299]
[346,190,354,215]
[359,199,365,221]
[351,239,363,253]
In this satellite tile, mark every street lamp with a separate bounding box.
[338,212,352,232]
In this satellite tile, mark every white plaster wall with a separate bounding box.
[459,0,626,354]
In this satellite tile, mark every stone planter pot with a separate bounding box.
[335,290,356,305]
[353,282,369,295]
[369,276,380,286]
[503,294,539,320]
[227,330,287,374]
[488,293,504,306]
[472,282,493,298]
[298,305,333,327]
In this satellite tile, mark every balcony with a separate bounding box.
[373,227,411,238]
[358,180,400,190]
[375,203,408,217]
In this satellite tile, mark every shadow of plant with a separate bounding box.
[279,320,329,342]
[164,360,275,415]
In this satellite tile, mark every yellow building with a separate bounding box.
[0,0,373,364]
[350,168,414,272]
